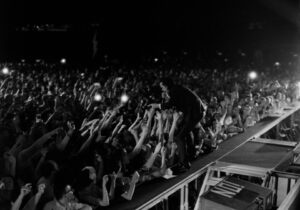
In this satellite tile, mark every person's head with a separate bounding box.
[210,96,218,104]
[224,116,233,126]
[82,167,96,183]
[29,122,46,142]
[224,93,231,103]
[111,137,120,148]
[119,131,136,152]
[232,104,241,115]
[227,103,233,113]
[53,171,74,203]
[242,104,251,116]
[220,100,226,108]
[0,176,14,191]
[74,167,95,193]
[40,160,58,179]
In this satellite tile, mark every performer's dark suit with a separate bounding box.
[162,84,203,164]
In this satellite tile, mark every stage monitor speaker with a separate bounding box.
[200,176,273,210]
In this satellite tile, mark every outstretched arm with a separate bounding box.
[19,127,62,161]
[22,184,45,210]
[130,108,155,158]
[56,121,75,151]
[143,142,162,170]
[128,113,142,144]
[168,111,181,143]
[99,175,110,206]
[11,184,32,210]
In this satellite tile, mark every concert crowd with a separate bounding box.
[0,56,299,210]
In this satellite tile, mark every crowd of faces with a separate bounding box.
[0,60,299,209]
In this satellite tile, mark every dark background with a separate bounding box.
[0,0,299,63]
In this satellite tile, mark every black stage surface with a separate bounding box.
[105,116,283,210]
[219,141,293,169]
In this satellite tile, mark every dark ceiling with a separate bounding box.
[0,0,299,60]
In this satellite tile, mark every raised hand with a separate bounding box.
[67,121,75,136]
[135,112,141,121]
[140,118,149,133]
[171,142,177,151]
[155,111,162,121]
[0,180,4,189]
[173,111,181,122]
[80,118,88,130]
[3,151,15,163]
[40,147,48,157]
[95,153,103,163]
[37,184,46,195]
[148,103,161,110]
[116,164,122,178]
[21,183,32,196]
[160,146,167,157]
[47,127,62,138]
[154,142,162,154]
[103,175,109,184]
[162,110,169,121]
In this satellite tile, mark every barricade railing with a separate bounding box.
[135,104,300,210]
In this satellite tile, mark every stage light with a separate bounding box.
[274,62,280,66]
[248,71,257,80]
[116,77,123,81]
[94,93,102,102]
[60,58,66,64]
[2,67,9,75]
[154,58,158,62]
[120,94,129,103]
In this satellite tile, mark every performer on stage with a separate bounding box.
[159,78,204,173]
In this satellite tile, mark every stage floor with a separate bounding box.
[219,141,293,169]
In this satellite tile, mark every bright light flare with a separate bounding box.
[248,71,257,80]
[120,94,129,103]
[94,93,102,102]
[60,58,66,64]
[274,62,280,66]
[2,67,9,75]
[116,77,123,81]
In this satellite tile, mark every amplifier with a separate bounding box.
[200,176,273,210]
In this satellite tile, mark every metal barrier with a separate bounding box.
[135,104,300,210]
[277,178,300,210]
